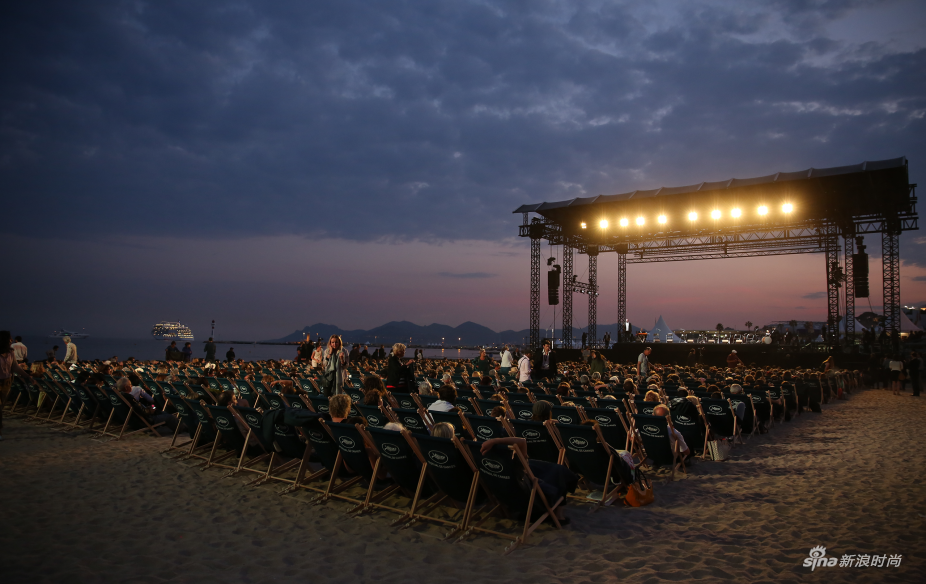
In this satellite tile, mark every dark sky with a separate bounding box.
[3,0,925,340]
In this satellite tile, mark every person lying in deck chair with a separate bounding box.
[116,377,178,431]
[479,436,577,525]
[652,405,690,462]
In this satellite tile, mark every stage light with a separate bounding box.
[580,222,587,229]
[658,215,667,224]
[757,205,768,215]
[636,216,645,226]
[619,218,629,227]
[688,211,698,221]
[711,209,721,219]
[599,219,609,228]
[782,203,793,213]
[731,208,741,218]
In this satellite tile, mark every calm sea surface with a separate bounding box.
[19,335,485,362]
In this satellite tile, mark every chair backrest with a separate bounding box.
[233,379,258,404]
[215,378,235,393]
[413,434,477,504]
[235,406,275,451]
[264,393,287,410]
[390,392,417,410]
[355,404,388,428]
[582,407,628,451]
[464,441,530,514]
[667,402,701,448]
[294,414,340,470]
[307,395,330,414]
[295,377,318,395]
[631,413,676,466]
[463,414,507,440]
[509,419,562,464]
[391,408,430,435]
[507,401,535,420]
[101,387,132,423]
[171,395,202,439]
[550,405,581,425]
[555,422,614,486]
[205,405,247,453]
[185,399,217,442]
[271,415,306,459]
[325,422,376,481]
[634,399,658,416]
[700,398,737,436]
[725,392,755,426]
[365,427,425,493]
[88,385,114,416]
[453,398,476,414]
[428,410,470,439]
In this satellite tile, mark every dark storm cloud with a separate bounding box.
[2,0,924,246]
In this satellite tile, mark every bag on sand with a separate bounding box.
[708,437,732,461]
[623,470,654,507]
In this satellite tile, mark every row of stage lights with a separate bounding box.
[581,203,794,229]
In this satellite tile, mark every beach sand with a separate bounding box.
[1,389,924,583]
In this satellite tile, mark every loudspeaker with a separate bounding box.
[852,252,869,298]
[548,266,561,305]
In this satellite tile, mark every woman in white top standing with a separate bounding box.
[322,335,350,396]
[499,345,513,375]
[63,336,78,365]
[889,354,905,396]
[311,343,325,369]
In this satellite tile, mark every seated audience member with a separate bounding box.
[489,405,507,420]
[644,390,661,402]
[728,384,747,420]
[428,386,457,412]
[383,422,405,432]
[430,422,455,439]
[418,380,434,396]
[653,404,690,461]
[329,394,352,423]
[531,400,553,422]
[116,376,154,405]
[556,382,572,398]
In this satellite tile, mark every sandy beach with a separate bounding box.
[1,388,924,583]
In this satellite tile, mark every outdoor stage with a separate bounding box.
[557,345,853,371]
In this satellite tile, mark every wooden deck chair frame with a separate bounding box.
[463,441,563,554]
[200,406,262,472]
[697,398,743,447]
[578,405,632,452]
[312,420,384,510]
[281,416,339,496]
[726,393,757,442]
[98,388,165,441]
[54,382,92,430]
[225,406,275,479]
[161,394,201,457]
[629,413,686,482]
[556,422,628,511]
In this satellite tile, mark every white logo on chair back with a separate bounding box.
[382,443,400,456]
[519,410,532,419]
[522,429,541,439]
[642,424,661,436]
[481,459,503,473]
[176,404,187,414]
[109,395,120,405]
[676,415,691,423]
[557,415,573,423]
[308,430,323,440]
[318,405,329,412]
[428,450,449,464]
[708,405,723,414]
[401,400,413,408]
[403,416,420,428]
[195,411,208,422]
[367,415,380,426]
[216,417,231,429]
[642,407,654,415]
[568,436,589,449]
[751,395,762,403]
[595,415,611,425]
[477,425,493,438]
[245,414,259,425]
[338,436,356,449]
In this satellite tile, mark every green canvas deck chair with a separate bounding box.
[227,406,275,479]
[507,419,564,464]
[550,404,581,425]
[361,426,438,520]
[555,422,628,511]
[99,387,165,440]
[464,440,563,554]
[56,381,90,429]
[427,410,473,439]
[745,389,773,432]
[86,385,116,437]
[414,393,439,410]
[699,397,743,445]
[319,421,396,512]
[388,392,418,410]
[183,398,220,462]
[724,392,756,439]
[161,394,201,456]
[505,400,535,421]
[667,401,707,459]
[283,413,345,496]
[355,403,389,428]
[463,413,511,441]
[631,413,686,481]
[201,405,255,472]
[580,406,630,451]
[410,433,490,540]
[72,384,105,433]
[390,407,431,435]
[472,397,501,417]
[249,411,309,488]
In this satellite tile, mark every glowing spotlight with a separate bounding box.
[619,218,629,227]
[782,203,793,213]
[688,211,698,221]
[599,219,609,228]
[711,209,721,219]
[636,216,645,226]
[757,205,768,216]
[658,215,667,224]
[731,208,742,218]
[580,222,587,229]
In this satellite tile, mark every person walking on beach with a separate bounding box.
[1,331,40,440]
[517,350,532,383]
[637,346,652,383]
[533,341,557,381]
[323,335,350,395]
[204,337,217,362]
[11,336,27,364]
[63,336,78,365]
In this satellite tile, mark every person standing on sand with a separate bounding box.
[204,337,217,362]
[1,330,40,440]
[226,347,236,362]
[63,336,78,365]
[11,336,27,364]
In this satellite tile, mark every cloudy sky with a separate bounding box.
[2,0,925,340]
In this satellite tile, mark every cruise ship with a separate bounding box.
[49,329,90,339]
[152,322,195,341]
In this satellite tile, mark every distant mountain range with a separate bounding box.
[265,320,639,346]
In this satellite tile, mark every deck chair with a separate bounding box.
[699,398,743,445]
[667,403,707,459]
[724,393,756,438]
[473,398,502,417]
[453,398,476,414]
[201,405,255,472]
[284,413,343,495]
[56,382,90,429]
[555,422,629,511]
[36,380,70,425]
[143,381,170,412]
[72,384,105,432]
[99,388,165,440]
[463,414,510,441]
[389,392,418,410]
[407,433,491,539]
[414,394,439,410]
[86,385,116,436]
[507,419,564,464]
[428,409,473,439]
[183,399,220,462]
[161,395,201,456]
[233,379,260,406]
[251,412,309,488]
[580,407,630,451]
[295,377,320,395]
[550,405,581,425]
[631,414,686,481]
[391,408,431,435]
[506,401,536,421]
[362,426,439,521]
[307,395,331,415]
[746,389,774,431]
[227,406,276,478]
[320,421,397,512]
[355,403,389,428]
[464,441,563,554]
